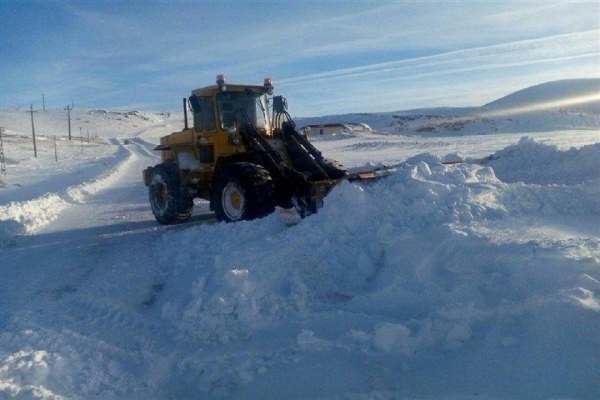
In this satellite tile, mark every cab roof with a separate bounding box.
[191,84,267,97]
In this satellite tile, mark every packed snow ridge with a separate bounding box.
[486,136,600,185]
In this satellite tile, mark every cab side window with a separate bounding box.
[189,96,216,131]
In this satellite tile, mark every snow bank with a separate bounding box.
[487,137,600,184]
[0,145,134,239]
[152,151,600,398]
[66,146,136,202]
[0,349,65,400]
[0,194,70,240]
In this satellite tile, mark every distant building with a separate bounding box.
[300,122,372,136]
[301,123,348,136]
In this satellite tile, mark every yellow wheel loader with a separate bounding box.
[143,75,392,224]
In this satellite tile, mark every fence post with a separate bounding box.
[29,104,38,158]
[0,127,6,174]
[65,105,72,140]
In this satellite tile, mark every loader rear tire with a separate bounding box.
[212,163,275,223]
[149,162,193,224]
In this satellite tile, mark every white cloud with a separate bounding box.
[2,1,599,114]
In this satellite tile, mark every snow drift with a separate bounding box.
[487,136,600,185]
[144,142,600,399]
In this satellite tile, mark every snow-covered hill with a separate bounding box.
[0,107,182,196]
[297,79,600,136]
[484,78,600,114]
[0,108,177,139]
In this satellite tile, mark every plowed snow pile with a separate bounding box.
[148,139,599,399]
[488,137,600,184]
[1,139,598,399]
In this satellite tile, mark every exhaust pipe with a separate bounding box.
[183,98,189,130]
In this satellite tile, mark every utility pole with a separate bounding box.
[0,127,6,174]
[87,129,90,143]
[53,136,58,162]
[28,104,38,158]
[65,105,72,140]
[42,93,46,112]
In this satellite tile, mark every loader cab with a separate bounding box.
[189,76,272,135]
[217,91,269,132]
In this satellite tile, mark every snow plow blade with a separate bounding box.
[346,165,398,182]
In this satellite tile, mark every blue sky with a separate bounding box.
[0,0,598,116]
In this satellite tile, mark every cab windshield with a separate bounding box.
[218,91,268,130]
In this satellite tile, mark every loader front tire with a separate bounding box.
[212,163,275,223]
[149,162,193,224]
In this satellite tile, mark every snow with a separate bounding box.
[146,152,599,398]
[0,108,174,140]
[486,137,600,185]
[0,133,117,192]
[484,78,600,114]
[0,142,133,239]
[0,108,182,242]
[1,80,599,399]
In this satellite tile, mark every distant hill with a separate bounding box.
[484,78,600,114]
[0,109,174,139]
[297,79,600,136]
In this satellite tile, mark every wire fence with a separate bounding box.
[0,128,106,177]
[0,98,113,178]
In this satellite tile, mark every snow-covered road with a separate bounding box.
[0,138,215,399]
[37,140,156,234]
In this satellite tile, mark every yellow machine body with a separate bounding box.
[143,77,356,224]
[151,83,285,199]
